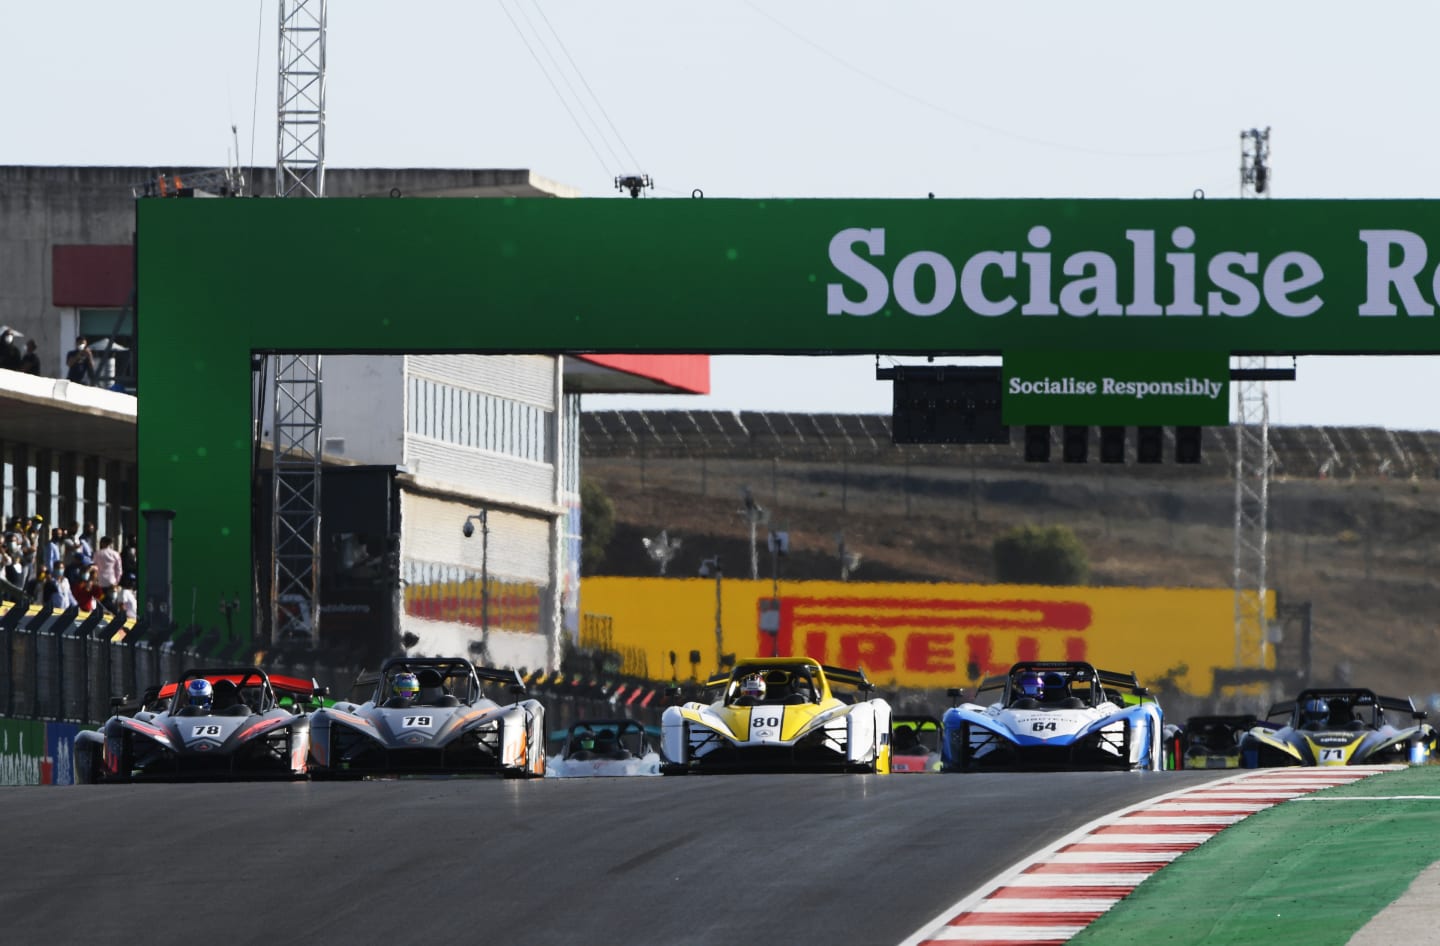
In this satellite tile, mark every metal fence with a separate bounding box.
[0,599,372,727]
[0,599,681,744]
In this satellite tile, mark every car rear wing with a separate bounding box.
[1094,668,1151,698]
[815,665,870,691]
[474,666,528,693]
[1377,694,1422,715]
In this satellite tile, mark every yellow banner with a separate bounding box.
[579,578,1273,696]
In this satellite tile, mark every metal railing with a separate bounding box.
[0,599,364,727]
[0,599,677,740]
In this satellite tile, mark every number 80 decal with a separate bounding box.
[752,715,781,729]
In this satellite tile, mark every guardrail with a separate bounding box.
[0,598,366,729]
[0,597,689,783]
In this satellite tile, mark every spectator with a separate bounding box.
[77,522,96,567]
[18,339,40,375]
[0,543,23,600]
[94,535,123,609]
[2,521,25,588]
[17,516,41,585]
[35,568,58,608]
[117,574,138,621]
[65,336,96,384]
[60,525,78,567]
[45,526,64,577]
[64,549,86,587]
[74,566,100,613]
[0,328,21,371]
[44,567,70,610]
[121,536,137,580]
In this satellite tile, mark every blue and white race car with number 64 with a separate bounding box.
[942,661,1164,771]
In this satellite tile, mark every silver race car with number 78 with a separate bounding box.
[74,667,324,783]
[308,656,546,778]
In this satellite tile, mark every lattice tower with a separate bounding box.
[1234,127,1273,672]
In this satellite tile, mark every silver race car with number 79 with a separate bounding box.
[308,656,546,778]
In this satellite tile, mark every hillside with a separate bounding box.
[580,412,1440,707]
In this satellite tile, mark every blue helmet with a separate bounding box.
[392,672,420,702]
[1017,673,1045,699]
[186,678,213,711]
[1302,698,1329,725]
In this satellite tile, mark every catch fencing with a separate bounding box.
[0,598,679,745]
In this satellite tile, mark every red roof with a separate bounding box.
[572,354,709,394]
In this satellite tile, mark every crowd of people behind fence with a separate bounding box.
[1,515,138,621]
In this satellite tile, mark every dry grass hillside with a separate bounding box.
[580,413,1440,709]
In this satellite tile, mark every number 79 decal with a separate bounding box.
[403,716,433,728]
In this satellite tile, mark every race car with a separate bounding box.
[941,661,1164,771]
[307,656,546,778]
[74,667,324,783]
[1238,687,1437,767]
[890,715,943,773]
[661,657,892,774]
[546,718,661,777]
[1171,715,1256,769]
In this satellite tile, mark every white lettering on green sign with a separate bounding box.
[828,225,1334,319]
[1007,376,1225,401]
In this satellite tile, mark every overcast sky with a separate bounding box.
[8,2,1440,428]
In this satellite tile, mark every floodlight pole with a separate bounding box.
[702,556,724,672]
[739,487,767,580]
[465,511,490,663]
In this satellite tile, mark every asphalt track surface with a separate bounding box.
[5,770,1234,946]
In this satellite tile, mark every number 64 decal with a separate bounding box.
[1031,721,1057,732]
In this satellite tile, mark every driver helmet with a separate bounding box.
[186,678,213,712]
[579,731,596,752]
[1302,697,1329,726]
[1016,672,1045,700]
[740,673,767,702]
[392,671,420,703]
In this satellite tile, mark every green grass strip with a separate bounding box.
[1069,768,1440,946]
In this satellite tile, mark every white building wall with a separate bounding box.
[391,354,564,672]
[407,354,555,406]
[398,490,552,671]
[317,356,406,464]
[401,354,558,503]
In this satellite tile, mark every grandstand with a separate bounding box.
[580,411,1440,482]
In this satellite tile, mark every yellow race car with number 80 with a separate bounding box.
[661,658,893,774]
